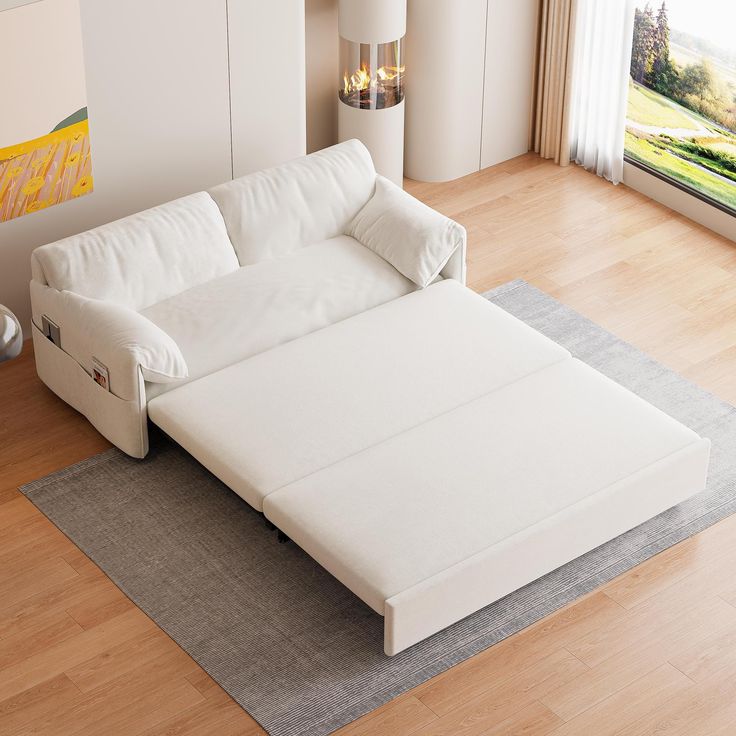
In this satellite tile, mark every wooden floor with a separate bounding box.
[2,154,736,735]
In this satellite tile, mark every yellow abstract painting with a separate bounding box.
[0,118,93,222]
[1,0,93,223]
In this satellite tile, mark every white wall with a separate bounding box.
[306,0,338,153]
[0,0,306,333]
[229,0,306,175]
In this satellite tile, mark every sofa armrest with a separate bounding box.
[30,280,187,402]
[439,240,467,284]
[347,176,467,288]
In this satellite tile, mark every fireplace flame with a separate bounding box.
[376,65,403,81]
[343,62,405,97]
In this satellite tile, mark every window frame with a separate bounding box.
[623,154,736,219]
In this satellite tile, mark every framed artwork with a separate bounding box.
[0,0,93,222]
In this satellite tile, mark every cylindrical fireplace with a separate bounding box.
[338,0,406,186]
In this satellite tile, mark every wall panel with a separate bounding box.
[305,0,338,153]
[404,0,538,182]
[404,0,487,182]
[228,0,306,176]
[481,0,538,169]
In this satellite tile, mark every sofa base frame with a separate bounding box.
[32,324,149,458]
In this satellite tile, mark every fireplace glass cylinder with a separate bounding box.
[339,36,404,110]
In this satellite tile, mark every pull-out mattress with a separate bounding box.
[264,358,709,654]
[148,280,710,654]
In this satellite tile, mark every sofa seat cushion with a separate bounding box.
[141,236,416,399]
[147,280,571,509]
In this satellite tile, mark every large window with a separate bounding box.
[625,1,736,213]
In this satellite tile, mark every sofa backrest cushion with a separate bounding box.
[208,139,376,265]
[32,192,239,311]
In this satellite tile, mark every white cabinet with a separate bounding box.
[79,0,233,219]
[404,0,487,182]
[481,0,537,170]
[405,0,538,182]
[228,0,307,177]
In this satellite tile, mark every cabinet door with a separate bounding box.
[481,0,538,169]
[80,0,233,215]
[405,0,487,182]
[228,0,307,177]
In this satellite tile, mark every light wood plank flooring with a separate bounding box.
[2,154,735,735]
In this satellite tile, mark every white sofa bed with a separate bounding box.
[30,141,710,655]
[31,140,464,456]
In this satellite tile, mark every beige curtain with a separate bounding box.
[529,0,577,165]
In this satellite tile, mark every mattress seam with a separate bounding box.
[262,351,573,502]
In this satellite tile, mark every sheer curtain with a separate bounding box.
[568,0,635,184]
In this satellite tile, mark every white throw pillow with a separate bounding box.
[347,176,466,288]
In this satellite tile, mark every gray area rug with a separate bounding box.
[21,280,736,736]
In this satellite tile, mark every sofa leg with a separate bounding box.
[277,530,290,544]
